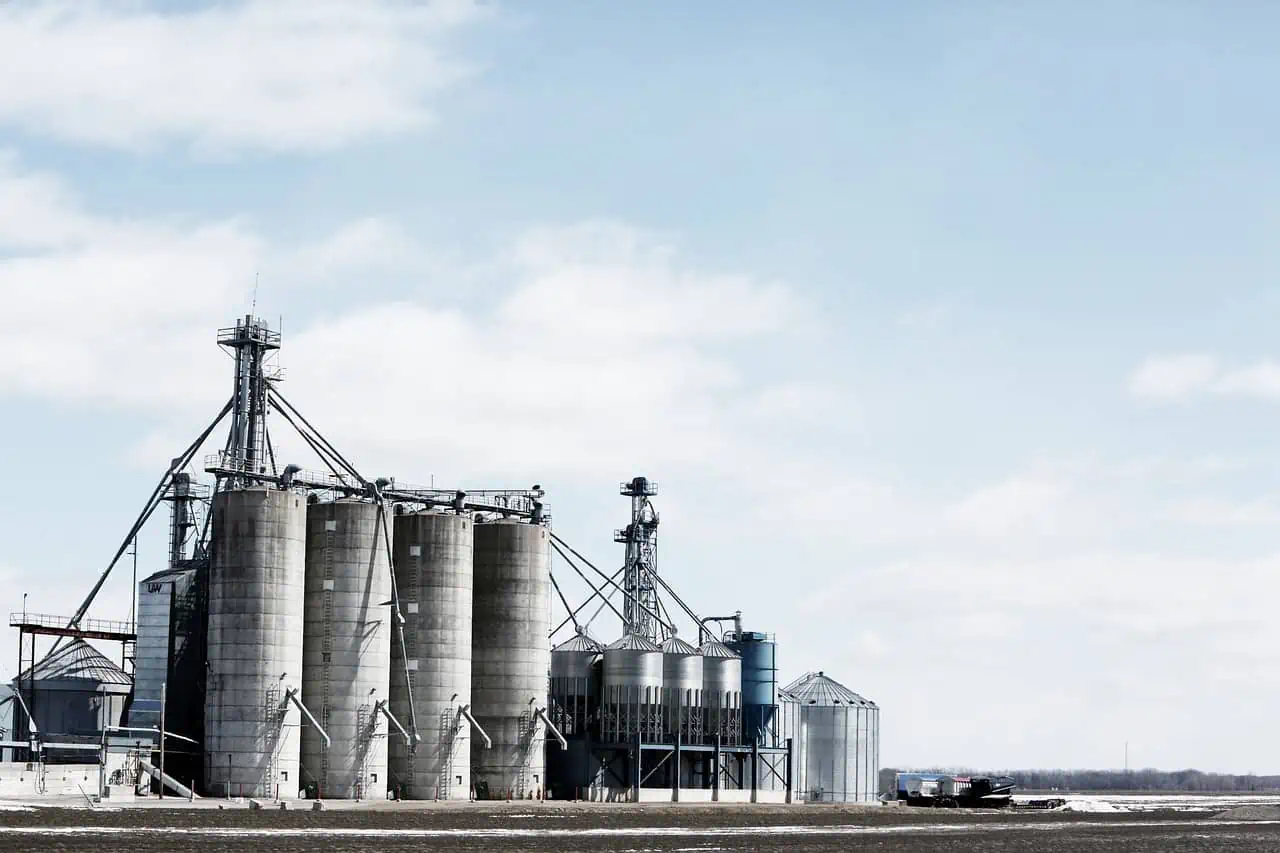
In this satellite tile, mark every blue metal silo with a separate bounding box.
[728,630,777,745]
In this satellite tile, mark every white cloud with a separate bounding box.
[0,156,824,491]
[0,0,487,154]
[1213,361,1280,399]
[280,221,811,481]
[0,152,260,407]
[284,217,426,279]
[942,472,1079,540]
[1166,497,1280,527]
[1128,354,1219,400]
[1130,353,1280,403]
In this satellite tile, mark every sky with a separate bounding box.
[1,0,1278,774]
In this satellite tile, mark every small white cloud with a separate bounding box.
[0,0,489,154]
[942,473,1079,540]
[1128,354,1219,400]
[1213,361,1280,400]
[1130,354,1280,403]
[1166,497,1280,527]
[287,217,423,278]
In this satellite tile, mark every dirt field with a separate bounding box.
[1,803,1277,851]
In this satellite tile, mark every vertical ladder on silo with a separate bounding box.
[320,533,334,791]
[356,703,371,799]
[438,708,454,800]
[263,686,280,797]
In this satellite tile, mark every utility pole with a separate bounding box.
[160,682,166,800]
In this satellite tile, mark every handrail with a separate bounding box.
[9,612,134,634]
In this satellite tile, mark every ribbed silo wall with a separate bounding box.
[204,488,306,798]
[471,520,551,800]
[549,635,601,736]
[388,511,473,800]
[301,500,391,799]
[791,704,881,802]
[601,636,663,743]
[700,641,742,746]
[661,644,703,743]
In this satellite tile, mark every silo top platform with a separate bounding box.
[8,612,136,643]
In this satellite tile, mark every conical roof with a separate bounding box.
[698,639,740,659]
[15,639,131,688]
[661,635,700,655]
[606,633,661,652]
[553,632,604,654]
[781,671,877,708]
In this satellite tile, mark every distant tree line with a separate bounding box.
[880,767,1280,794]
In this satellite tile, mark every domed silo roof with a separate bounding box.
[781,671,877,709]
[697,638,739,659]
[553,632,605,654]
[606,633,661,652]
[660,636,700,656]
[16,639,132,695]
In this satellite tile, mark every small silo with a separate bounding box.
[301,499,391,799]
[471,519,552,800]
[699,638,741,745]
[13,640,131,745]
[660,635,703,743]
[549,631,602,737]
[781,671,881,803]
[388,510,473,800]
[204,487,307,799]
[601,633,663,744]
[728,630,777,744]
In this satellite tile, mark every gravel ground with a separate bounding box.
[1,803,1278,852]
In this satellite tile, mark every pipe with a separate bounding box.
[459,705,491,749]
[549,533,674,632]
[285,689,330,750]
[549,538,673,633]
[57,397,234,650]
[376,500,421,749]
[699,612,742,644]
[549,566,624,637]
[10,687,36,735]
[138,759,198,799]
[535,707,567,750]
[376,701,413,745]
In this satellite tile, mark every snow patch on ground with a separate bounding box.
[1059,799,1123,813]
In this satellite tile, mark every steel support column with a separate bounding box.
[712,734,720,802]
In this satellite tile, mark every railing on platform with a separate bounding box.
[8,612,135,636]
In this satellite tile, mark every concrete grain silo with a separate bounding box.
[301,499,391,799]
[471,519,551,800]
[203,487,307,798]
[388,511,473,800]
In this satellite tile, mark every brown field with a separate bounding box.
[0,802,1276,851]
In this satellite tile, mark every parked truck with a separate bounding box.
[895,773,1017,808]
